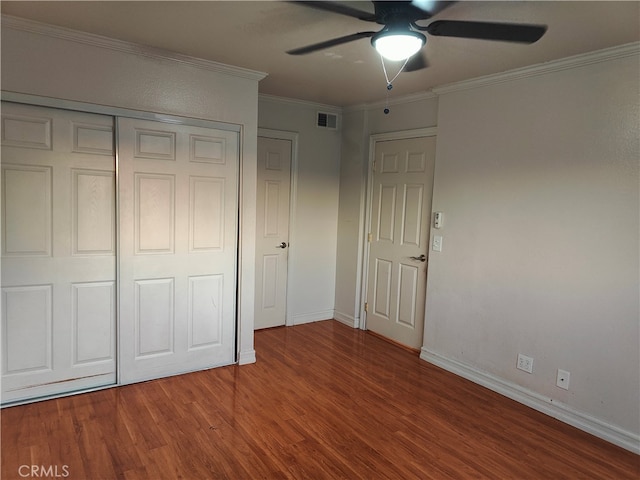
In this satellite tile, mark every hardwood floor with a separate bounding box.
[2,320,638,479]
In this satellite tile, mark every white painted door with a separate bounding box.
[255,136,291,329]
[1,102,116,403]
[365,135,436,350]
[118,117,239,384]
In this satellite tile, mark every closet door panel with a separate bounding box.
[118,117,238,384]
[1,102,116,404]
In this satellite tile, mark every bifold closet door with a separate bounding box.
[1,102,116,403]
[117,118,239,384]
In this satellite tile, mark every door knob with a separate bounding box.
[410,254,426,262]
[276,242,288,249]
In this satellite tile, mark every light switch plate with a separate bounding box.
[432,235,442,252]
[434,212,443,229]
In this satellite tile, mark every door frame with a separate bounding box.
[257,128,299,327]
[359,127,438,332]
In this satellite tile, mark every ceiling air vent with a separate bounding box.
[317,112,338,130]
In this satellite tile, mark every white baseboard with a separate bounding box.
[238,349,256,365]
[292,310,334,326]
[420,347,640,454]
[333,310,358,328]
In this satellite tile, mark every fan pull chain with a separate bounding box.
[379,54,410,115]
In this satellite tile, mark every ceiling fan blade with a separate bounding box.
[287,31,376,55]
[410,1,456,18]
[404,52,429,72]
[292,1,377,22]
[424,20,547,43]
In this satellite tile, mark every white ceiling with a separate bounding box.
[2,1,639,107]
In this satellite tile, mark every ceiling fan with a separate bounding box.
[287,1,547,71]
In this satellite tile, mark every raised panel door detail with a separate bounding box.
[119,116,238,384]
[261,255,279,310]
[72,282,115,364]
[377,184,396,242]
[134,129,176,160]
[2,115,51,150]
[381,153,399,173]
[2,285,52,374]
[190,135,225,164]
[266,152,282,171]
[407,152,426,173]
[1,103,116,403]
[72,122,114,156]
[135,278,175,358]
[2,165,52,256]
[135,173,175,254]
[255,136,292,330]
[373,259,392,319]
[401,184,424,247]
[366,135,436,350]
[73,169,115,255]
[264,180,281,237]
[188,275,223,349]
[190,176,224,252]
[397,264,418,328]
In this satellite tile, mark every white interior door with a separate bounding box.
[365,135,436,350]
[1,102,116,403]
[255,136,292,329]
[118,117,239,384]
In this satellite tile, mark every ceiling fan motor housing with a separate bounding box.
[372,1,431,25]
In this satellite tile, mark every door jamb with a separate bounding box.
[257,128,299,327]
[359,127,438,331]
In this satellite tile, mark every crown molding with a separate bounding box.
[345,90,437,113]
[433,42,640,95]
[1,14,267,82]
[258,93,342,113]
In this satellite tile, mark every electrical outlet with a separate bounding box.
[556,369,570,390]
[517,354,533,373]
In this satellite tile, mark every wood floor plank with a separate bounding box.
[2,320,638,479]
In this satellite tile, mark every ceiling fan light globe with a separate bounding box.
[373,32,425,61]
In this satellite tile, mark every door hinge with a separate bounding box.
[372,160,376,173]
[364,302,368,313]
[367,233,372,243]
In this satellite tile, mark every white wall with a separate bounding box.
[335,46,639,452]
[258,96,341,324]
[334,108,367,326]
[1,16,265,364]
[423,48,639,451]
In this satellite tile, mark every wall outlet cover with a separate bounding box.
[517,354,534,374]
[556,369,570,390]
